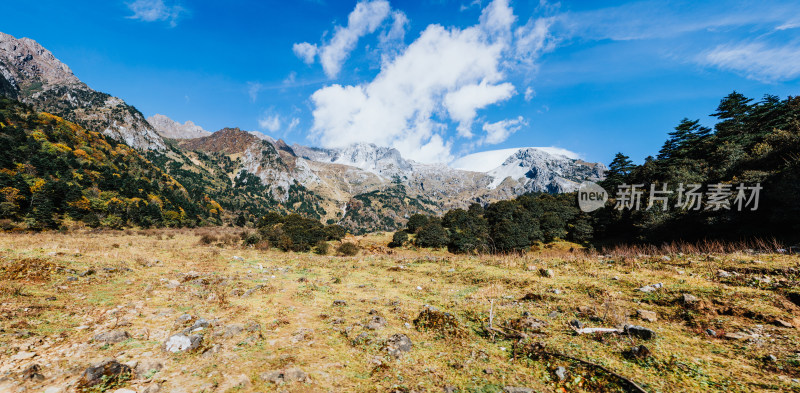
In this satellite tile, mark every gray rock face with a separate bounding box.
[148,114,211,139]
[163,333,203,353]
[0,32,165,151]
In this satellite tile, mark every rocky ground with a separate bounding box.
[0,229,798,392]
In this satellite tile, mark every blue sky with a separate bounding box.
[2,0,799,165]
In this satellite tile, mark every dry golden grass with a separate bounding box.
[0,228,797,392]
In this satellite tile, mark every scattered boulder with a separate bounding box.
[77,359,132,391]
[135,359,163,377]
[21,363,45,381]
[503,387,534,393]
[774,319,794,328]
[624,325,656,340]
[260,367,310,384]
[539,269,555,278]
[385,333,413,358]
[367,315,387,330]
[163,334,203,353]
[716,270,733,278]
[624,345,651,359]
[94,330,130,344]
[638,283,663,293]
[681,293,698,304]
[636,309,658,322]
[554,366,567,381]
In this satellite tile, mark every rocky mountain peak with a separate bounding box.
[0,32,83,89]
[179,127,264,155]
[0,31,165,151]
[148,114,211,139]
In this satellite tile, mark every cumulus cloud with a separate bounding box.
[481,116,526,145]
[307,0,554,163]
[127,0,185,27]
[699,42,800,82]
[524,86,535,101]
[259,113,281,132]
[378,11,409,65]
[318,0,391,78]
[292,42,318,64]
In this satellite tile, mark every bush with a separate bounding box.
[323,224,346,241]
[314,240,330,255]
[406,214,429,233]
[415,221,449,249]
[337,242,359,256]
[388,230,408,248]
[198,233,218,245]
[242,231,261,246]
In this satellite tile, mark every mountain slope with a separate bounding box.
[0,98,217,229]
[0,32,164,150]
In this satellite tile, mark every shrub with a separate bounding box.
[242,231,261,246]
[337,242,359,256]
[388,230,408,248]
[415,221,449,249]
[198,233,218,245]
[314,240,330,255]
[406,214,429,233]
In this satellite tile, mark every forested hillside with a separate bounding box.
[393,92,800,252]
[0,98,220,229]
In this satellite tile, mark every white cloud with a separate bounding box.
[127,0,185,27]
[288,117,300,131]
[259,113,281,132]
[318,0,391,78]
[444,81,515,137]
[481,116,526,145]
[308,0,554,163]
[292,42,318,64]
[247,82,263,102]
[378,11,409,64]
[524,86,535,101]
[514,16,557,64]
[699,42,800,82]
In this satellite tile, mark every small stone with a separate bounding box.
[625,325,656,340]
[175,314,193,324]
[367,315,387,330]
[11,351,36,360]
[142,386,161,393]
[716,270,732,278]
[21,363,45,381]
[636,309,658,322]
[443,386,457,393]
[233,256,244,261]
[774,319,794,328]
[555,366,567,381]
[503,388,534,393]
[681,293,698,304]
[547,311,559,318]
[333,300,347,306]
[764,354,778,362]
[163,334,202,353]
[135,359,163,377]
[625,345,651,359]
[638,283,663,293]
[386,333,413,358]
[284,367,309,382]
[723,332,750,341]
[261,370,283,384]
[539,269,555,278]
[705,329,717,337]
[113,389,136,393]
[77,359,132,390]
[569,319,583,329]
[94,330,130,344]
